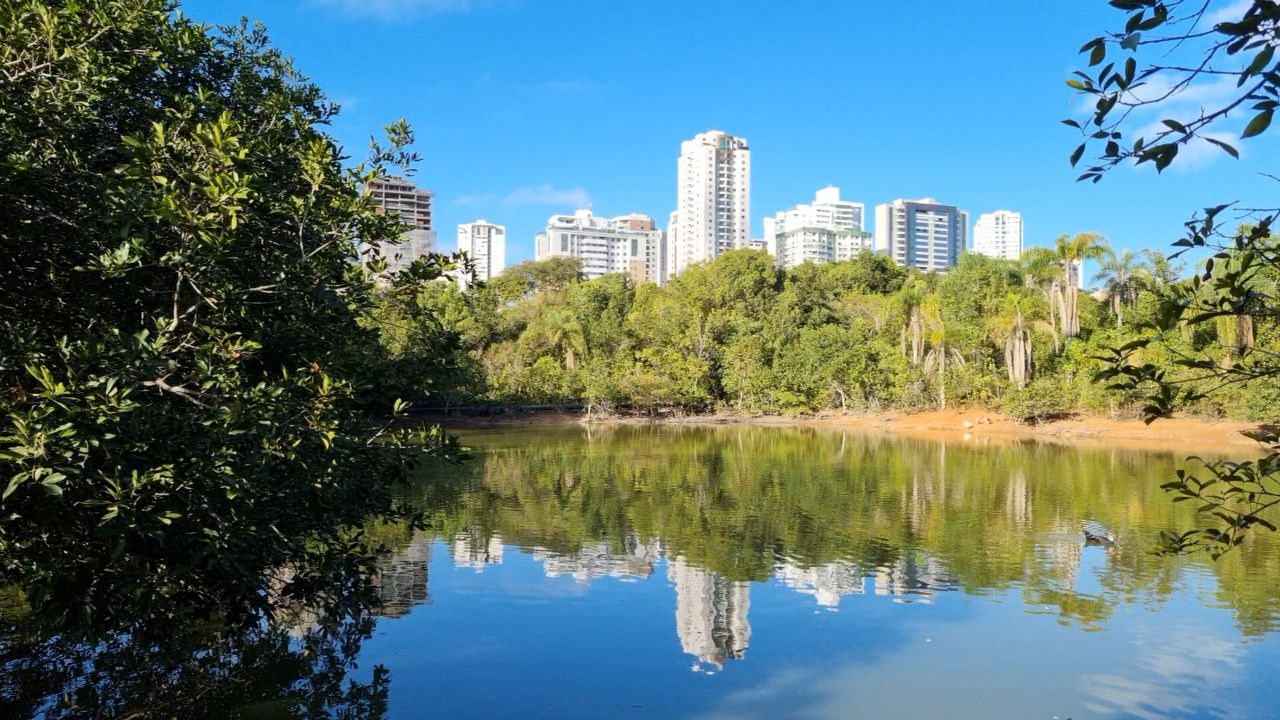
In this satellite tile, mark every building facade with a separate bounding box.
[365,176,436,274]
[971,210,1023,261]
[535,209,666,284]
[456,219,506,287]
[763,186,871,269]
[873,197,968,272]
[669,130,751,279]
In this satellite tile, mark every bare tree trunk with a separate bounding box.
[1239,313,1255,351]
[938,349,947,410]
[909,306,924,366]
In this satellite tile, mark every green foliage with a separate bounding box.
[409,241,1249,421]
[1068,0,1280,554]
[1002,377,1077,424]
[0,0,459,632]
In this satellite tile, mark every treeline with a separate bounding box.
[373,235,1279,422]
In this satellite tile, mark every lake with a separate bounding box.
[5,423,1280,719]
[356,424,1280,719]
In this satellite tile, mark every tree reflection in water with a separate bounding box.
[0,609,387,719]
[417,425,1280,648]
[0,523,438,717]
[6,425,1280,715]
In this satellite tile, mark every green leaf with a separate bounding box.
[1089,42,1106,66]
[1204,136,1239,158]
[1241,109,1273,139]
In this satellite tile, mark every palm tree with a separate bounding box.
[1020,246,1064,351]
[1052,232,1108,339]
[1096,248,1149,328]
[988,294,1036,388]
[898,285,927,366]
[921,297,965,408]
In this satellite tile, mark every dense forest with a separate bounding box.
[372,238,1279,423]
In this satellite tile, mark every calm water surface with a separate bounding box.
[356,425,1280,719]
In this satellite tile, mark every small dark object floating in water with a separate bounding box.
[1081,521,1117,545]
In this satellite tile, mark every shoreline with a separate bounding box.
[429,407,1270,455]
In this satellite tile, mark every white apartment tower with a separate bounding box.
[365,176,436,274]
[535,210,666,284]
[456,220,506,287]
[874,198,968,272]
[972,210,1024,261]
[669,130,751,279]
[763,186,871,269]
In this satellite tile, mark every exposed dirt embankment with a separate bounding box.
[793,409,1267,455]
[429,407,1270,455]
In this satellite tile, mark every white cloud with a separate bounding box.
[311,0,484,20]
[1091,72,1250,174]
[1202,0,1254,29]
[1131,115,1244,172]
[503,185,592,207]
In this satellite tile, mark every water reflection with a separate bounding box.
[409,425,1280,642]
[7,425,1280,718]
[374,534,432,619]
[383,425,1280,717]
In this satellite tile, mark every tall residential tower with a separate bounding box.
[972,210,1024,261]
[874,197,968,272]
[457,219,506,287]
[669,130,751,279]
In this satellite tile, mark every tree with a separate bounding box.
[1069,0,1280,554]
[921,298,966,409]
[495,257,584,297]
[1096,248,1150,327]
[0,1,457,631]
[899,284,929,367]
[1022,246,1066,351]
[988,294,1036,389]
[527,306,587,370]
[1053,232,1109,338]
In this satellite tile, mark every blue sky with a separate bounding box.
[181,0,1277,269]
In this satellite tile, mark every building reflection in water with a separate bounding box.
[452,529,505,571]
[430,530,971,670]
[775,561,866,608]
[374,533,432,618]
[873,554,956,604]
[668,556,752,673]
[532,533,662,583]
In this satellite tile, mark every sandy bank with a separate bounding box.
[431,407,1270,455]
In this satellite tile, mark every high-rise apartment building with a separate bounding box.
[873,198,968,272]
[365,176,436,274]
[535,210,665,284]
[669,130,751,279]
[456,219,506,287]
[763,186,871,269]
[972,210,1024,261]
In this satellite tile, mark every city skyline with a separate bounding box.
[182,1,1280,275]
